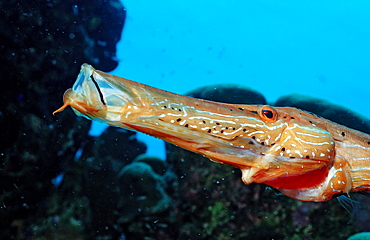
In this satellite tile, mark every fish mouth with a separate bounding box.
[53,64,139,120]
[73,63,129,108]
[53,64,106,117]
[71,64,106,107]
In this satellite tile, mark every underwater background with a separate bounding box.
[2,0,370,239]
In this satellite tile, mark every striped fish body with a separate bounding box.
[54,64,370,202]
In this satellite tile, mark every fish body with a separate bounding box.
[54,64,370,202]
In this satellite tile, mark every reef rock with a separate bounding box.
[90,127,147,166]
[117,158,172,223]
[0,0,126,238]
[187,84,266,104]
[133,154,168,175]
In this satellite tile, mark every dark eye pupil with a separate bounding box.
[262,109,273,119]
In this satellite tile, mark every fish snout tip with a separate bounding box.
[52,102,69,115]
[53,89,74,115]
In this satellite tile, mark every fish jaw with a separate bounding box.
[53,64,151,125]
[53,64,108,119]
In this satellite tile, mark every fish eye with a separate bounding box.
[259,106,278,122]
[262,109,273,118]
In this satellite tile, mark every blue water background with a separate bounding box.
[91,1,370,159]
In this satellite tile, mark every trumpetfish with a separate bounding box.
[53,64,370,202]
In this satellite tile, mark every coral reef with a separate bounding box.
[117,156,173,223]
[116,155,178,239]
[0,0,126,239]
[187,83,266,104]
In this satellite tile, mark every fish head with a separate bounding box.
[228,105,336,189]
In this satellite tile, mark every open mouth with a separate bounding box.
[72,64,131,108]
[71,64,106,106]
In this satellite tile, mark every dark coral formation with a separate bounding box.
[187,83,266,104]
[0,0,127,239]
[89,127,147,163]
[117,155,174,223]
